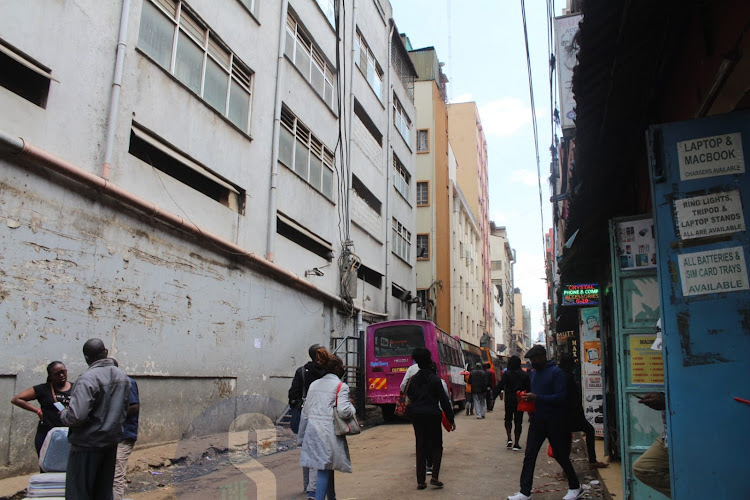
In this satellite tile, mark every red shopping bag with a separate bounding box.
[441,411,452,432]
[516,391,536,412]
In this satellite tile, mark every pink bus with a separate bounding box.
[365,319,466,420]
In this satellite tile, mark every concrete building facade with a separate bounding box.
[408,46,451,331]
[490,224,515,355]
[0,0,416,475]
[447,102,492,347]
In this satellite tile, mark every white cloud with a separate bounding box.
[478,98,531,137]
[449,93,473,103]
[510,169,540,186]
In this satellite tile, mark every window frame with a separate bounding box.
[354,29,384,101]
[416,181,429,207]
[137,0,254,133]
[285,14,336,110]
[393,94,411,145]
[391,218,411,263]
[393,154,410,201]
[279,105,335,201]
[416,233,430,260]
[417,129,429,153]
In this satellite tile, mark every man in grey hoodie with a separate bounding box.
[60,339,130,500]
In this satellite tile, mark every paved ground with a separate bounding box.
[0,407,607,500]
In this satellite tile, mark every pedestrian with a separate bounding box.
[60,339,130,500]
[112,362,139,500]
[484,362,497,412]
[288,344,327,499]
[405,347,456,490]
[468,362,488,419]
[507,345,583,500]
[298,350,353,500]
[632,392,670,497]
[11,361,72,457]
[460,363,474,415]
[558,353,607,469]
[494,355,529,450]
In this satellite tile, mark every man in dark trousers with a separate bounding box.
[60,339,130,500]
[494,355,530,450]
[484,362,497,412]
[288,344,327,499]
[468,363,488,419]
[507,345,583,500]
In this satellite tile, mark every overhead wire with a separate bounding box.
[519,0,548,268]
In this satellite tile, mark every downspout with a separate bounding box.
[101,0,131,180]
[0,129,387,319]
[383,19,395,316]
[345,0,358,240]
[266,0,290,261]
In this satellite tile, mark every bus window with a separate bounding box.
[373,325,425,357]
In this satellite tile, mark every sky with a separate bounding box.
[390,0,563,339]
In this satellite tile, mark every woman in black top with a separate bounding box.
[406,347,456,490]
[11,361,72,455]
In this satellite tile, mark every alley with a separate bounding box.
[127,408,603,500]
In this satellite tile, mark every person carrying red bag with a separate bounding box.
[507,345,583,500]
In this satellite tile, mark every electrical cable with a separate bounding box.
[519,0,548,262]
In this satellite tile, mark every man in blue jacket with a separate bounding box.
[507,345,582,500]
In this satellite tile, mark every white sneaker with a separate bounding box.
[562,487,583,500]
[508,493,531,500]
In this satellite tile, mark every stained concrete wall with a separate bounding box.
[0,0,412,476]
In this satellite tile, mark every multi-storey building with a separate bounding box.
[511,288,526,356]
[447,102,492,346]
[0,0,416,475]
[408,45,451,330]
[490,223,515,354]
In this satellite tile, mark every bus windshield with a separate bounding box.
[373,325,425,357]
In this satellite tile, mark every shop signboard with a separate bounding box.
[561,283,599,306]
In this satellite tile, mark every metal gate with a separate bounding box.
[609,215,665,499]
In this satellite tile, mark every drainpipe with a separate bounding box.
[345,0,358,241]
[102,0,131,180]
[266,0,290,261]
[0,129,388,319]
[383,20,395,316]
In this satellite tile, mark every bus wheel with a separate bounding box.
[381,404,396,421]
[456,400,466,411]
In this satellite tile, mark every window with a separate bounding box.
[285,15,335,109]
[417,234,429,260]
[354,30,383,100]
[392,218,411,262]
[314,0,336,27]
[137,0,253,132]
[128,125,244,212]
[0,41,56,108]
[417,129,429,153]
[354,99,382,145]
[416,182,429,206]
[357,263,383,288]
[352,175,381,215]
[279,105,334,200]
[277,212,333,260]
[237,0,258,16]
[393,95,411,144]
[393,155,410,200]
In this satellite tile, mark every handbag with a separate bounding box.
[394,392,408,417]
[333,382,361,436]
[395,374,414,417]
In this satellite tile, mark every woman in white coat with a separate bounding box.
[298,350,354,500]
